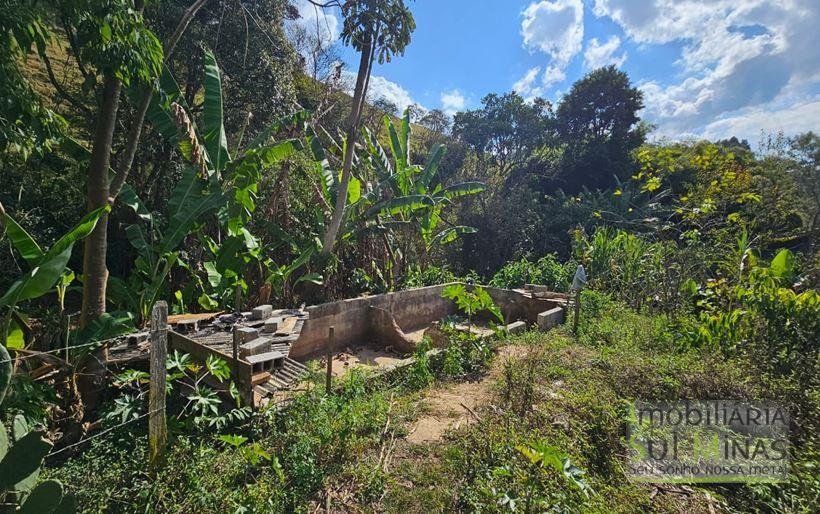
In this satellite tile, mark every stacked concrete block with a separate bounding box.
[251,304,273,320]
[239,337,271,358]
[536,307,564,331]
[262,317,282,334]
[233,326,260,346]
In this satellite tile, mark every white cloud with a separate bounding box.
[593,0,820,139]
[367,75,417,112]
[583,36,627,69]
[339,71,419,113]
[514,67,541,94]
[513,66,543,99]
[513,64,566,101]
[542,65,566,87]
[700,99,820,144]
[441,89,466,115]
[291,0,339,48]
[520,0,583,88]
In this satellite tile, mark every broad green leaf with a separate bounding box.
[247,110,309,149]
[385,116,406,170]
[442,181,485,199]
[6,318,25,350]
[365,195,434,217]
[399,108,410,165]
[119,183,152,222]
[50,205,110,257]
[1,213,43,265]
[770,249,794,280]
[19,479,64,514]
[71,312,135,345]
[0,205,107,307]
[430,226,477,248]
[418,144,445,191]
[347,176,362,204]
[202,49,230,172]
[0,246,72,307]
[125,224,154,271]
[0,431,52,490]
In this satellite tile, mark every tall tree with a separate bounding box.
[311,0,415,256]
[554,65,645,192]
[452,91,555,180]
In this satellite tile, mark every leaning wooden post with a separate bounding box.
[325,326,334,395]
[149,301,168,470]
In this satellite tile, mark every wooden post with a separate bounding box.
[325,326,334,395]
[149,301,168,470]
[572,289,581,335]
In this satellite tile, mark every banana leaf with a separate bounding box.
[0,205,110,307]
[247,110,310,149]
[202,49,231,172]
[0,214,43,265]
[365,195,434,217]
[430,225,478,248]
[418,144,446,192]
[442,181,486,199]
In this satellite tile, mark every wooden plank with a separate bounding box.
[167,311,221,324]
[251,371,272,385]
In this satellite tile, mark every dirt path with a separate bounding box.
[406,345,528,444]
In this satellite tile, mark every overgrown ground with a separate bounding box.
[47,292,818,513]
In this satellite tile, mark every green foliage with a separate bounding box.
[339,0,416,64]
[0,416,74,512]
[489,254,574,290]
[555,65,645,192]
[405,337,434,390]
[441,283,503,324]
[109,350,250,432]
[686,249,819,389]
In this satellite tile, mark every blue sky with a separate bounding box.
[292,0,819,145]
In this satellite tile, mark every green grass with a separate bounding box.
[46,291,819,512]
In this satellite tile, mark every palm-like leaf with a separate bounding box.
[202,50,230,172]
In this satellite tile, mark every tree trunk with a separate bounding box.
[80,75,121,332]
[320,35,375,255]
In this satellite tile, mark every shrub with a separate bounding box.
[489,255,574,291]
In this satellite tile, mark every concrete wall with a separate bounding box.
[289,283,562,360]
[289,284,457,360]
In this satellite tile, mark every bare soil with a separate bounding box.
[406,344,529,444]
[323,346,405,377]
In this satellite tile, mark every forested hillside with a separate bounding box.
[0,1,817,512]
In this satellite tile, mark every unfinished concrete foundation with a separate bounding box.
[165,283,568,405]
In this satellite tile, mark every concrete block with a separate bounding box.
[537,307,564,331]
[251,304,273,320]
[262,317,282,333]
[174,320,198,334]
[127,331,149,346]
[239,337,271,358]
[506,320,527,334]
[234,327,260,346]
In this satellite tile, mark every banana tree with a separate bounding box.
[119,49,307,313]
[360,110,484,270]
[0,204,110,347]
